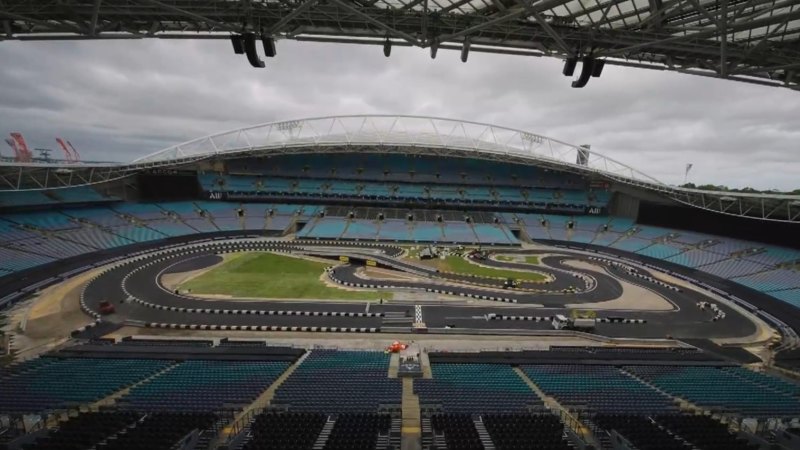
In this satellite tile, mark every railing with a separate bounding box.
[223,406,265,445]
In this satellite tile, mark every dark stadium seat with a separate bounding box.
[243,411,327,450]
[271,350,401,414]
[654,414,758,450]
[20,411,216,450]
[592,414,686,450]
[415,363,541,413]
[482,413,571,450]
[323,413,391,450]
[430,413,484,450]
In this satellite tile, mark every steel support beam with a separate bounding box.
[530,10,574,56]
[720,0,727,76]
[90,0,102,36]
[598,7,800,58]
[268,0,320,34]
[138,0,240,33]
[435,0,574,44]
[327,0,423,46]
[0,10,85,35]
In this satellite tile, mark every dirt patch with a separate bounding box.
[9,265,113,358]
[358,267,424,282]
[162,259,226,291]
[561,259,675,311]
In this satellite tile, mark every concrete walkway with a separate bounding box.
[401,378,421,450]
[513,367,599,449]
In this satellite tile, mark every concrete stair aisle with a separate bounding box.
[496,223,515,244]
[217,351,311,445]
[401,378,421,450]
[389,353,400,378]
[513,367,599,449]
[85,362,180,413]
[389,417,402,450]
[300,215,323,236]
[419,352,433,379]
[339,219,352,239]
[472,416,495,450]
[582,418,613,450]
[312,416,336,450]
[432,431,447,450]
[421,417,434,449]
[617,367,702,414]
[467,223,480,244]
[376,417,402,450]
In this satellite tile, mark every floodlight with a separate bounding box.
[383,38,392,57]
[262,36,277,57]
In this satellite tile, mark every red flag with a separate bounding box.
[56,138,74,162]
[66,141,81,161]
[9,133,32,162]
[4,138,20,160]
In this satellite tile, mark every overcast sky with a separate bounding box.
[0,39,798,190]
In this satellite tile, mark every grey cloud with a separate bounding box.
[0,39,797,190]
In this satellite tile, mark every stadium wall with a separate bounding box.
[638,203,800,249]
[610,192,640,219]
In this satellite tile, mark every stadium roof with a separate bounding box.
[1,114,799,222]
[0,0,799,89]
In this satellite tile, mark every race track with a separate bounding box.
[80,239,757,340]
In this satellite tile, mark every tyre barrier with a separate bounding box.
[588,256,681,292]
[423,287,517,303]
[437,267,554,286]
[144,323,380,333]
[326,267,518,303]
[71,319,102,337]
[596,317,647,324]
[487,315,646,324]
[488,315,551,321]
[79,275,103,320]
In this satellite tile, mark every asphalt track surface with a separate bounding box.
[81,239,756,340]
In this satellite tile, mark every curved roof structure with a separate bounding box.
[1,0,799,89]
[134,114,664,184]
[137,114,800,223]
[1,114,798,222]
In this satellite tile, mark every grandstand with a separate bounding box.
[1,343,794,449]
[2,115,800,448]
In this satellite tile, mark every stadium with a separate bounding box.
[1,114,799,450]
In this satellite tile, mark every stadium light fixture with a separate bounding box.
[461,38,470,63]
[563,57,577,76]
[230,34,244,54]
[592,59,605,77]
[243,32,265,68]
[383,38,392,57]
[262,35,277,58]
[572,57,596,88]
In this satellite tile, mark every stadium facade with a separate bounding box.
[2,117,799,310]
